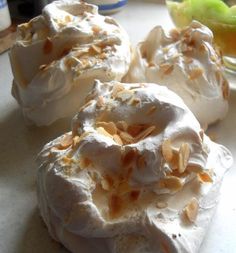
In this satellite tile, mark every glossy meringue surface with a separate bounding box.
[37,80,233,253]
[124,21,229,129]
[9,0,131,126]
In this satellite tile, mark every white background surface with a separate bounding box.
[0,0,236,252]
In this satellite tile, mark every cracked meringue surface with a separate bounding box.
[9,0,131,126]
[37,80,233,253]
[123,21,229,129]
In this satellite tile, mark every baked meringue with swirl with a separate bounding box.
[37,80,233,253]
[124,21,229,129]
[9,0,131,126]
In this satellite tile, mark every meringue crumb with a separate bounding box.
[161,139,173,162]
[159,176,183,192]
[96,121,117,135]
[178,143,190,174]
[188,68,203,80]
[156,201,168,209]
[43,37,53,54]
[197,172,213,183]
[183,198,199,223]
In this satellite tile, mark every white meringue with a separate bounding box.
[37,80,233,253]
[123,21,229,129]
[9,0,131,126]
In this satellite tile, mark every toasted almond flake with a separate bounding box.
[97,127,113,138]
[96,121,117,135]
[120,131,134,144]
[146,106,157,115]
[43,37,53,54]
[99,52,107,59]
[127,124,146,137]
[159,63,174,75]
[130,98,141,106]
[92,25,101,34]
[135,125,156,141]
[178,143,190,173]
[96,96,105,108]
[156,201,168,209]
[122,149,137,167]
[112,83,125,98]
[161,139,173,162]
[62,156,73,165]
[113,134,123,145]
[186,165,203,173]
[188,68,203,80]
[65,57,77,68]
[89,44,102,54]
[159,176,183,191]
[59,134,73,149]
[197,172,213,183]
[116,121,128,131]
[130,190,140,201]
[116,90,134,102]
[222,80,229,100]
[109,194,123,217]
[183,198,199,223]
[65,15,72,23]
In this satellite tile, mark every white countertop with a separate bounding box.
[0,1,236,252]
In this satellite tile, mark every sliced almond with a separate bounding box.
[97,127,113,139]
[116,121,128,131]
[127,124,146,137]
[159,176,183,192]
[159,63,174,75]
[188,68,203,80]
[178,143,190,174]
[89,44,102,54]
[186,164,203,173]
[120,131,134,144]
[113,134,123,145]
[161,139,173,162]
[43,37,53,54]
[135,125,156,141]
[112,83,125,98]
[222,80,229,100]
[197,171,213,183]
[183,198,199,223]
[96,121,117,135]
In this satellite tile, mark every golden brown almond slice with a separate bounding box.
[161,139,173,162]
[59,134,73,149]
[89,44,102,54]
[97,127,113,139]
[178,143,191,173]
[116,121,128,131]
[186,164,203,173]
[120,131,134,144]
[188,68,203,80]
[135,126,156,141]
[159,63,174,75]
[96,96,105,108]
[127,124,146,137]
[197,171,213,183]
[183,198,199,223]
[113,134,123,145]
[96,121,117,135]
[159,176,183,191]
[222,79,229,100]
[130,97,141,106]
[43,37,53,54]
